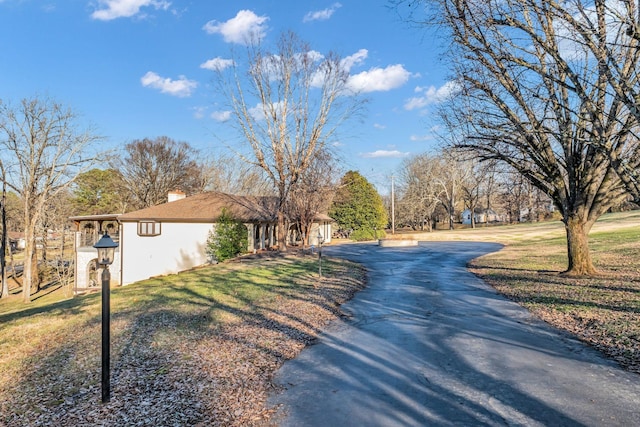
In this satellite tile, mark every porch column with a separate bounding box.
[269,225,274,248]
[246,224,254,251]
[260,224,266,250]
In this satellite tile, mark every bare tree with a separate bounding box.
[396,153,443,231]
[204,154,273,196]
[112,137,207,210]
[40,191,75,294]
[403,0,633,275]
[214,31,362,250]
[498,170,530,223]
[286,149,339,246]
[544,1,640,204]
[0,96,103,302]
[459,158,483,228]
[436,151,470,230]
[481,159,501,216]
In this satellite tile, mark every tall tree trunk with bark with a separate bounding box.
[276,210,287,251]
[565,216,596,276]
[0,172,7,299]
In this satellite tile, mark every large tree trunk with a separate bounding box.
[22,210,40,303]
[1,181,7,299]
[302,222,312,249]
[277,210,287,252]
[32,247,40,293]
[22,246,33,303]
[564,216,597,276]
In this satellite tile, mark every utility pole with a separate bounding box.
[391,175,395,234]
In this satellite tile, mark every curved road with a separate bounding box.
[268,242,640,426]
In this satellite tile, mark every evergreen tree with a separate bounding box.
[71,168,124,215]
[329,171,387,241]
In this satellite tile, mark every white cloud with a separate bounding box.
[192,106,206,119]
[410,134,434,141]
[200,57,234,71]
[404,80,461,110]
[373,123,386,130]
[347,64,412,93]
[341,49,368,72]
[91,0,170,21]
[140,71,197,97]
[303,3,342,23]
[361,150,409,158]
[203,10,268,44]
[211,110,232,122]
[301,50,324,63]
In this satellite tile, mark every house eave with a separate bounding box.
[118,216,276,224]
[69,214,122,222]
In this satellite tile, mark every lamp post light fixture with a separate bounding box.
[93,232,118,404]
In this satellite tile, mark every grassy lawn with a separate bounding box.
[467,212,640,374]
[0,252,365,426]
[2,211,639,425]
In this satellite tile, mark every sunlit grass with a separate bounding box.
[0,253,365,425]
[470,215,640,372]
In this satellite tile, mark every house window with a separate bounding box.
[138,221,161,236]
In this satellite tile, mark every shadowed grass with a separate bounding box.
[0,253,366,426]
[469,218,640,373]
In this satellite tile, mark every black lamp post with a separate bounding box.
[93,232,118,404]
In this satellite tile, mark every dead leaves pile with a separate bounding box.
[0,255,366,426]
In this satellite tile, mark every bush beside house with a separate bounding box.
[206,208,249,262]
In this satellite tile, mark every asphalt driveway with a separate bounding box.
[267,241,640,426]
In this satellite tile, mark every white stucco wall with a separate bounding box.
[74,232,121,292]
[310,221,332,245]
[120,221,214,286]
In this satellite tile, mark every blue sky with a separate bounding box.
[0,0,453,191]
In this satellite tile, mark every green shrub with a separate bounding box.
[206,208,248,262]
[350,228,387,241]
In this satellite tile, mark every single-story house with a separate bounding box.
[7,232,26,251]
[70,191,333,291]
[461,208,503,225]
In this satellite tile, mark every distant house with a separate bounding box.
[7,232,25,251]
[461,208,503,225]
[70,191,333,291]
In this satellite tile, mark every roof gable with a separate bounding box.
[118,191,278,223]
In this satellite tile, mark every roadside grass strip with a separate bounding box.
[0,254,365,426]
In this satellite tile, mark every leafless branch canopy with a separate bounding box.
[214,31,363,249]
[423,0,638,219]
[400,0,640,274]
[0,96,103,301]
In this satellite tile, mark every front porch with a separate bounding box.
[69,214,121,294]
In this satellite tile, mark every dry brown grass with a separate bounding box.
[0,252,365,426]
[467,212,640,373]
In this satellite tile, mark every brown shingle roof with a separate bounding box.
[118,192,278,223]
